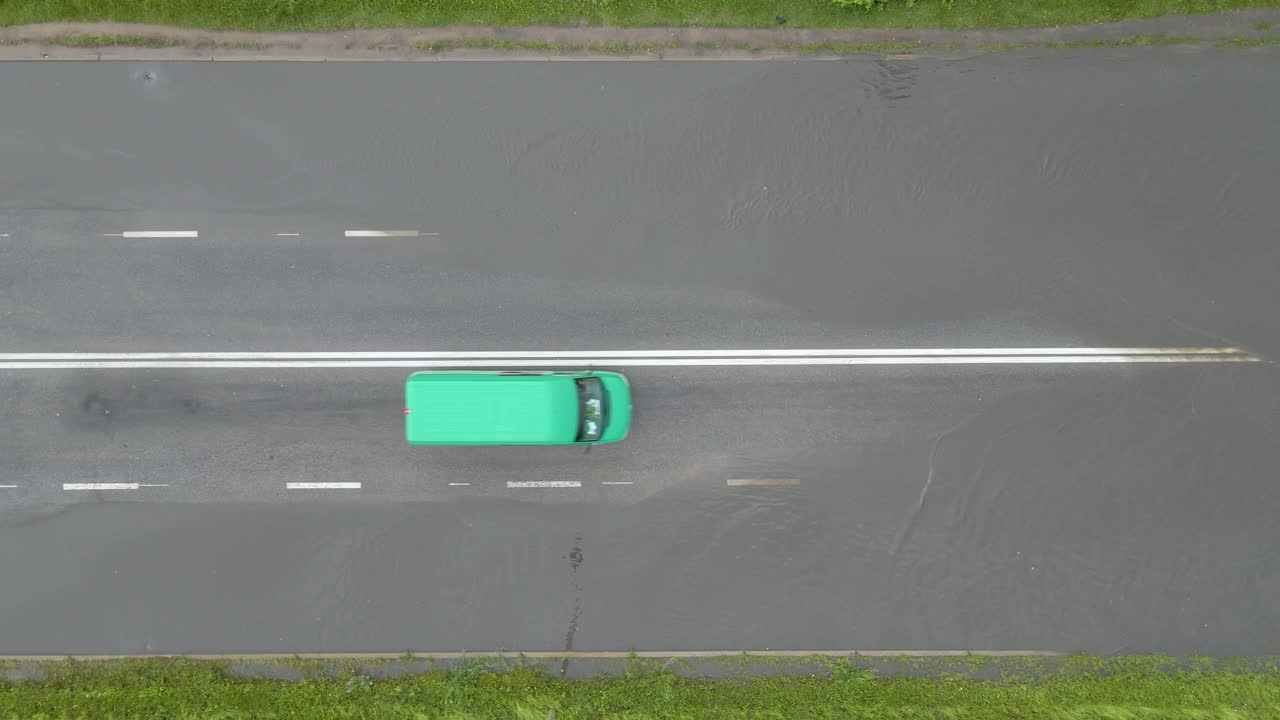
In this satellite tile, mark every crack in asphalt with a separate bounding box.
[891,430,946,557]
[560,534,584,676]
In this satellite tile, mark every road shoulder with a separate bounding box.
[1,10,1279,61]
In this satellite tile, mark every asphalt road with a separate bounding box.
[1,52,1278,655]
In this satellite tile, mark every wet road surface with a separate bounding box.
[1,52,1278,654]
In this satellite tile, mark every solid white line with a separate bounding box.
[601,481,634,485]
[345,230,420,237]
[0,347,1248,361]
[448,482,471,486]
[287,482,361,490]
[728,478,801,487]
[508,481,582,488]
[64,483,138,490]
[0,355,1259,370]
[117,231,199,239]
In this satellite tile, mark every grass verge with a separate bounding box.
[3,655,1280,719]
[42,33,178,48]
[981,34,1205,50]
[1,0,1279,31]
[411,39,681,54]
[403,34,1228,56]
[14,32,1276,56]
[1218,32,1280,44]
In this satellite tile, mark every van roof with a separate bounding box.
[405,372,580,445]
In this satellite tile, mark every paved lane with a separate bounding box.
[2,51,1279,655]
[2,55,1279,354]
[0,364,1149,506]
[1,362,1278,654]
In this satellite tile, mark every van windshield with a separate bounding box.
[575,377,606,442]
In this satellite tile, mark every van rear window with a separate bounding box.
[575,377,606,442]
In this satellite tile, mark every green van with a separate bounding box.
[405,371,632,446]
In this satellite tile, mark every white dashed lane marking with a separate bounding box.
[344,230,431,238]
[104,231,199,239]
[727,478,801,487]
[63,483,170,491]
[286,482,361,490]
[508,481,582,488]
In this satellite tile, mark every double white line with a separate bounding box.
[0,347,1260,370]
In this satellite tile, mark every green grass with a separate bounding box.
[0,0,1278,31]
[3,656,1280,719]
[44,33,178,47]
